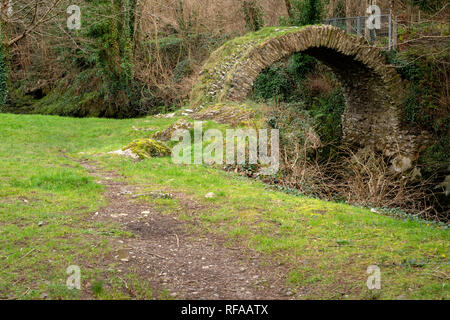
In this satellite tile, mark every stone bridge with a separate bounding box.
[190,25,425,168]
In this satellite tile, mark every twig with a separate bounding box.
[18,248,36,261]
[174,233,180,249]
[149,252,167,260]
[8,287,31,300]
[119,277,129,289]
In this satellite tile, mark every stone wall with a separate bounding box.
[190,25,426,167]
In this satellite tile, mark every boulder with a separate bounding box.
[122,138,171,160]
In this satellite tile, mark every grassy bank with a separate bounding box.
[0,113,448,299]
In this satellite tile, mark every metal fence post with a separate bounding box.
[388,10,392,51]
[357,16,361,36]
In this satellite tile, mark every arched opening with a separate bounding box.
[191,25,415,160]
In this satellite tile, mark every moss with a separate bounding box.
[190,26,309,108]
[122,138,171,160]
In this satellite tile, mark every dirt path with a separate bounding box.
[78,158,297,300]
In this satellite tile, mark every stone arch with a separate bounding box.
[191,25,422,163]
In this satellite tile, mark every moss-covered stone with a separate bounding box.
[122,138,171,160]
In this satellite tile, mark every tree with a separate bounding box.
[286,0,324,26]
[242,0,265,31]
[1,0,66,48]
[285,0,293,19]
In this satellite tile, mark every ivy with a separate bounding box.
[81,0,137,116]
[282,0,323,26]
[242,0,265,32]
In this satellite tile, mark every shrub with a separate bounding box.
[283,0,324,26]
[252,62,293,101]
[242,0,265,32]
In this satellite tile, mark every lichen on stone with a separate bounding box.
[122,138,171,160]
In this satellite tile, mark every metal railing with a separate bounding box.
[324,12,396,51]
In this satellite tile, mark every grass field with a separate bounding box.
[0,113,448,300]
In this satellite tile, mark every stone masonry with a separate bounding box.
[190,25,425,166]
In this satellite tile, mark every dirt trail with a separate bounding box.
[78,158,297,300]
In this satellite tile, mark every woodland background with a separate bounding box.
[0,0,449,218]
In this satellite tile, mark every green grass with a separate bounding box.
[0,113,448,300]
[0,113,177,299]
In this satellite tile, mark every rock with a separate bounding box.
[132,126,154,131]
[410,167,422,181]
[193,103,255,127]
[121,139,171,160]
[205,192,216,199]
[392,156,413,173]
[438,175,450,196]
[108,149,140,160]
[152,120,193,142]
[150,192,174,199]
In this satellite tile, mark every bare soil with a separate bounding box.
[78,158,300,300]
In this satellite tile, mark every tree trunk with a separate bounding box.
[284,0,293,19]
[389,0,398,49]
[365,0,371,40]
[327,0,336,18]
[345,0,351,33]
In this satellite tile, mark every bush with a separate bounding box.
[251,53,316,101]
[385,48,449,167]
[407,0,449,13]
[252,52,345,161]
[283,0,324,26]
[242,0,265,31]
[252,62,293,101]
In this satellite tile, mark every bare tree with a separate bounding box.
[1,0,67,48]
[345,0,351,32]
[327,0,337,18]
[284,0,292,19]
